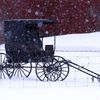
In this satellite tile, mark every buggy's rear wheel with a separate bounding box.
[0,53,14,79]
[54,56,69,81]
[35,56,61,81]
[13,61,32,78]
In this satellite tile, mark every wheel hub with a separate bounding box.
[46,67,52,73]
[0,65,3,70]
[14,63,22,69]
[44,62,61,81]
[45,64,59,73]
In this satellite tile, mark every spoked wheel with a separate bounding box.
[0,53,14,79]
[35,61,48,81]
[13,61,32,78]
[35,56,61,81]
[54,56,70,81]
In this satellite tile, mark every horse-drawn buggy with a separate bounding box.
[0,19,100,82]
[0,19,69,81]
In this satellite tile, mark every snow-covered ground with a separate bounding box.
[44,32,100,51]
[0,32,100,100]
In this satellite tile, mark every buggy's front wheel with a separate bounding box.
[54,56,70,81]
[35,56,61,81]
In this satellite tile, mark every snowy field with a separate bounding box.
[0,32,100,100]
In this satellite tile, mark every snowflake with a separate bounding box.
[28,9,32,13]
[87,1,91,4]
[18,50,21,54]
[38,22,43,27]
[33,38,36,42]
[45,31,49,34]
[6,12,9,15]
[36,4,40,8]
[15,36,18,40]
[85,19,89,23]
[35,11,39,15]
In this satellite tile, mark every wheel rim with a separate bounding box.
[13,62,32,78]
[35,56,61,81]
[0,53,14,79]
[54,56,70,81]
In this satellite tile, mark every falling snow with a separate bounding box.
[27,9,32,13]
[0,0,99,35]
[0,1,99,99]
[35,11,39,16]
[0,0,100,44]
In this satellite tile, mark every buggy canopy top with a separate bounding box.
[4,19,56,25]
[4,19,56,38]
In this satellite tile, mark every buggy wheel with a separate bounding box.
[35,56,61,81]
[54,56,70,81]
[0,53,14,79]
[13,61,32,78]
[35,61,48,81]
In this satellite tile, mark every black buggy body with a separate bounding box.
[4,19,55,62]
